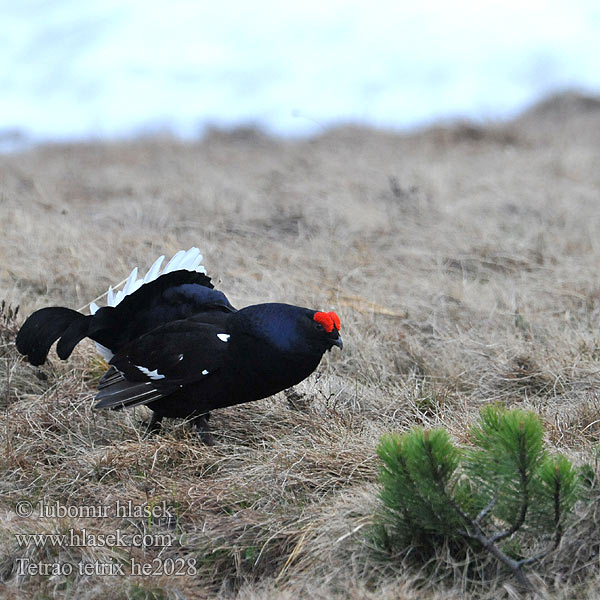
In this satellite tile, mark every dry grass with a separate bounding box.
[2,92,600,598]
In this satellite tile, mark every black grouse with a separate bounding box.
[15,249,342,438]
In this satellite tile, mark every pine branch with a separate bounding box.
[474,497,496,525]
[552,463,563,548]
[492,423,531,543]
[465,525,535,593]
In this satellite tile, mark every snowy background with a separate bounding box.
[1,0,599,145]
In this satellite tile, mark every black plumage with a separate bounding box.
[16,264,342,437]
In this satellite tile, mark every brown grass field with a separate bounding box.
[2,91,600,599]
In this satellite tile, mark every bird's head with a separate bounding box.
[312,311,343,351]
[237,303,343,355]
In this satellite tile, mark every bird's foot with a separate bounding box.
[143,413,163,437]
[192,413,214,445]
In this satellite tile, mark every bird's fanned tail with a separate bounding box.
[89,247,206,314]
[16,248,210,366]
[15,307,89,366]
[88,247,207,360]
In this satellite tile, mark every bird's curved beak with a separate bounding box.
[332,333,343,350]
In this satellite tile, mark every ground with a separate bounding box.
[2,92,600,599]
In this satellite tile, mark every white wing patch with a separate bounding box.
[201,369,209,375]
[217,333,230,342]
[135,365,166,380]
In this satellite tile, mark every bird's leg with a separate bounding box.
[192,412,214,445]
[143,413,163,437]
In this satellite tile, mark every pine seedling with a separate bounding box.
[376,428,472,558]
[374,406,584,592]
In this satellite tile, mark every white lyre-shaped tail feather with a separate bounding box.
[87,248,206,361]
[89,247,205,314]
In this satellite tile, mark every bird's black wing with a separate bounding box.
[90,270,237,352]
[94,319,232,409]
[115,269,236,316]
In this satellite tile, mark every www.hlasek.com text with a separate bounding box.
[15,528,174,549]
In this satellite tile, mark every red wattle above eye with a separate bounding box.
[313,311,341,333]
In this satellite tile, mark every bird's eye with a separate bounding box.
[315,322,324,331]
